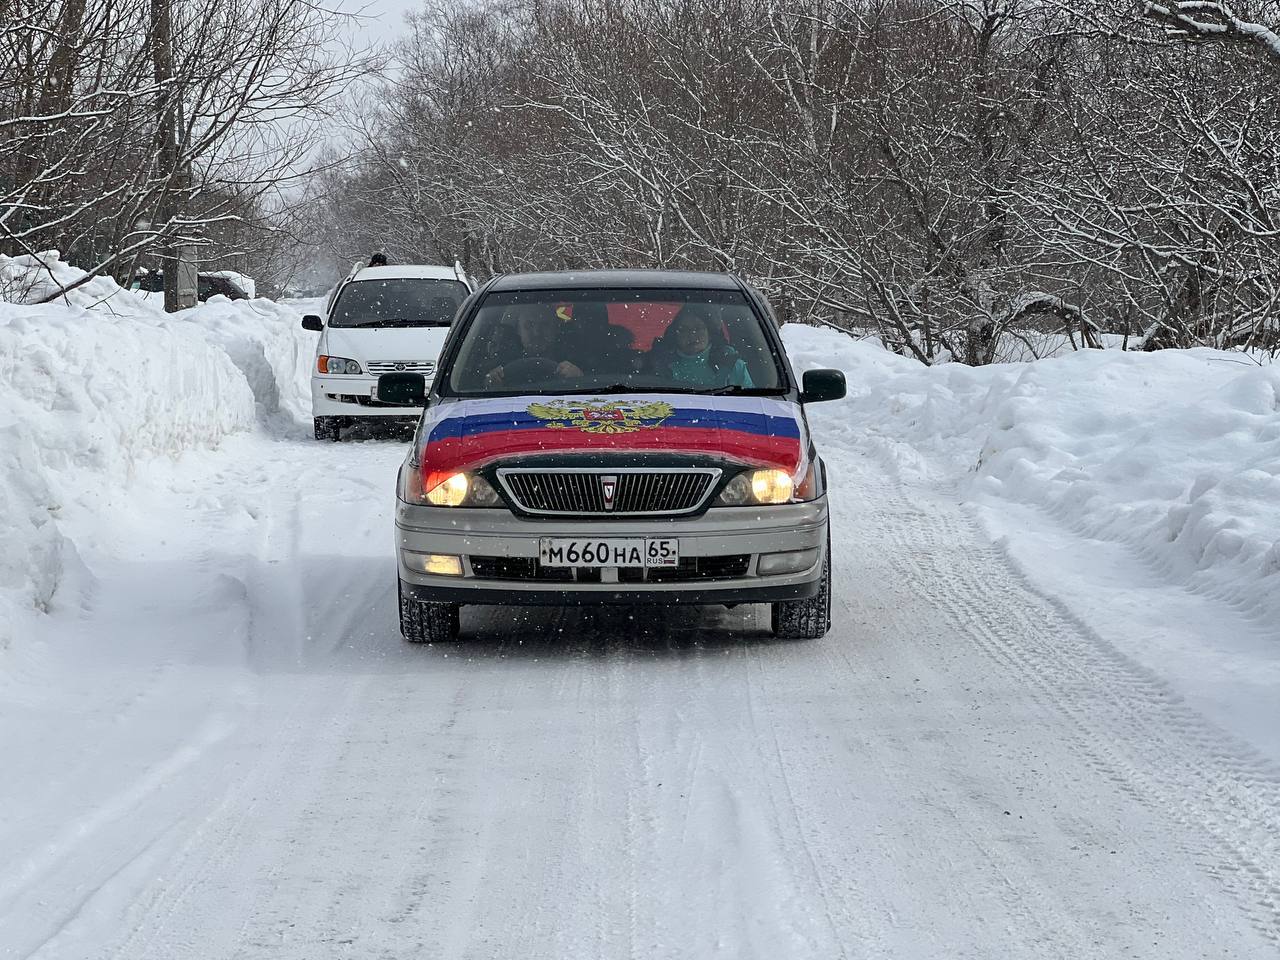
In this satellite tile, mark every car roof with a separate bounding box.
[349,264,463,282]
[487,269,743,291]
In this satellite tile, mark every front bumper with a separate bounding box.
[396,498,828,605]
[311,375,426,418]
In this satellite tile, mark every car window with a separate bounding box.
[446,288,785,395]
[330,278,468,328]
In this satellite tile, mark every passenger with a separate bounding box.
[659,305,753,388]
[569,301,639,378]
[485,304,583,386]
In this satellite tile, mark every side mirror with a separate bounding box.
[800,368,846,404]
[377,372,426,406]
[301,314,323,331]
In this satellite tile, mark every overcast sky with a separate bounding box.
[339,0,421,48]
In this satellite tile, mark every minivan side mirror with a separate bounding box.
[800,368,846,404]
[377,372,427,406]
[301,314,323,331]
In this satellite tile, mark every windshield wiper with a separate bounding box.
[569,382,784,397]
[341,317,436,328]
[584,382,644,393]
[705,385,783,396]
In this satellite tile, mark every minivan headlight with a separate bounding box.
[319,355,361,375]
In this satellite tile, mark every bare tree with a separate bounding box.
[310,0,1278,360]
[1,0,378,305]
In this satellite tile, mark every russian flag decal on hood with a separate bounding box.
[418,394,807,481]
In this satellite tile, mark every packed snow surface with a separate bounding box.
[1,272,1278,957]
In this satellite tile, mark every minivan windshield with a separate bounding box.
[329,278,467,328]
[446,288,785,396]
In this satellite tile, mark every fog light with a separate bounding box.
[756,548,819,576]
[403,550,462,576]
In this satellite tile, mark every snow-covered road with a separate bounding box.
[3,420,1278,959]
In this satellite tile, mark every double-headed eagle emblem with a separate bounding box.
[527,399,674,434]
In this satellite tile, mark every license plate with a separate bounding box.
[538,538,679,568]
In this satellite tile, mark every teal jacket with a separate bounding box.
[667,346,754,388]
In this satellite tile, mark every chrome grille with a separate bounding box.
[367,360,435,375]
[496,468,720,516]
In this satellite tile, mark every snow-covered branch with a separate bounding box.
[1145,1,1280,65]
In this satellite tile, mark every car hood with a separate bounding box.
[322,325,449,364]
[416,393,808,481]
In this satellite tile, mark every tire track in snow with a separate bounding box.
[865,462,1280,947]
[738,645,856,959]
[2,713,236,959]
[96,680,344,960]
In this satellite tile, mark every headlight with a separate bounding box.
[319,355,361,375]
[751,469,793,503]
[714,467,815,506]
[399,465,502,507]
[427,472,469,506]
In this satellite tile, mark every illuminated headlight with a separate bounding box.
[715,469,798,506]
[319,355,361,375]
[399,465,502,507]
[751,469,793,503]
[715,463,821,506]
[427,472,469,506]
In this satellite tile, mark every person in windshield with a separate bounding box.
[567,302,640,378]
[485,304,584,386]
[658,305,754,389]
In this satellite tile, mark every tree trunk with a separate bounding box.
[151,0,183,312]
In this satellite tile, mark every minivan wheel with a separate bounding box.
[770,541,831,640]
[398,580,460,643]
[314,416,342,442]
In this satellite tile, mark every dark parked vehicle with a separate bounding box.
[132,270,251,301]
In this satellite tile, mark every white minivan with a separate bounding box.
[301,263,475,440]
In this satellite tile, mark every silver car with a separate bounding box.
[378,270,846,642]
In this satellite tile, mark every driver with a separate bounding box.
[485,305,583,386]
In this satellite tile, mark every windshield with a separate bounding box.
[446,288,785,396]
[329,278,467,328]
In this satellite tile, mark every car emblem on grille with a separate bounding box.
[601,475,618,511]
[395,362,406,371]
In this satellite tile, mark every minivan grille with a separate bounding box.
[496,468,720,516]
[367,360,435,375]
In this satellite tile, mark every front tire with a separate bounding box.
[398,580,460,643]
[770,541,831,640]
[314,416,342,442]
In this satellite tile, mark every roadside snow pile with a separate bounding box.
[0,250,147,314]
[173,296,312,427]
[0,254,310,648]
[785,325,1280,624]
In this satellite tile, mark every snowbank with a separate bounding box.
[784,325,1280,625]
[0,254,311,648]
[173,295,313,427]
